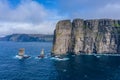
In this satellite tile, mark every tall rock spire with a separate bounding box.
[51,20,72,55]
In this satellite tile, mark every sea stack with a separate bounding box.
[38,49,45,58]
[52,18,120,55]
[18,48,25,56]
[17,48,30,59]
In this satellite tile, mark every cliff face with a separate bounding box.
[52,20,72,55]
[52,19,120,55]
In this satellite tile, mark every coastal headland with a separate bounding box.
[52,19,120,55]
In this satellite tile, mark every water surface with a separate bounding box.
[0,41,120,80]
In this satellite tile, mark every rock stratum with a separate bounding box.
[52,19,120,55]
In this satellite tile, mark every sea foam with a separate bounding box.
[51,57,69,61]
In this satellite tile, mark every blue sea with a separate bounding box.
[0,41,120,80]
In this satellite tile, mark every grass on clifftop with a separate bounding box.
[114,23,120,27]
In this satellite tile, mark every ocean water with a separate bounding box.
[0,42,120,80]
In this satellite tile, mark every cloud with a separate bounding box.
[0,0,56,23]
[0,21,56,37]
[57,0,120,19]
[0,0,120,37]
[74,3,120,19]
[95,3,120,19]
[0,0,66,36]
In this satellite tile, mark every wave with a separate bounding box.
[14,55,23,59]
[79,53,120,56]
[35,56,48,59]
[14,55,31,59]
[51,57,69,61]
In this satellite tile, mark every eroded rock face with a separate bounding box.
[52,20,72,55]
[52,19,120,55]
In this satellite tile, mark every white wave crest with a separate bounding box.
[51,57,69,61]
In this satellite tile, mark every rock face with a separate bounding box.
[52,20,72,55]
[52,19,120,55]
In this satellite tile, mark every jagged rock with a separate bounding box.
[52,19,120,55]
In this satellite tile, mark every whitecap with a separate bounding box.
[72,55,75,57]
[80,53,120,57]
[14,55,31,59]
[95,55,101,58]
[35,57,43,59]
[51,57,69,61]
[15,55,23,59]
[63,69,67,72]
[35,56,48,59]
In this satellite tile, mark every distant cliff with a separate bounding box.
[0,34,53,42]
[52,19,120,55]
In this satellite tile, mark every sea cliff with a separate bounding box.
[52,19,120,55]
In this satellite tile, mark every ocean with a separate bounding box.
[0,41,120,80]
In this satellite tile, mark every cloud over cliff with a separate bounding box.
[0,0,120,36]
[58,0,120,19]
[0,0,64,36]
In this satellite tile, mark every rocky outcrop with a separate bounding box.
[52,19,120,55]
[52,20,72,55]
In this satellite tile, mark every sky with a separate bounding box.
[0,0,120,36]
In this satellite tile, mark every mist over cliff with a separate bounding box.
[52,19,120,55]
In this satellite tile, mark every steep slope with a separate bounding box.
[52,19,120,55]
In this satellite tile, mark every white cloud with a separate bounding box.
[1,0,120,37]
[0,0,47,22]
[64,3,120,19]
[95,3,120,19]
[0,21,56,36]
[0,0,66,36]
[57,0,120,19]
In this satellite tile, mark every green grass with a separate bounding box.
[114,23,120,27]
